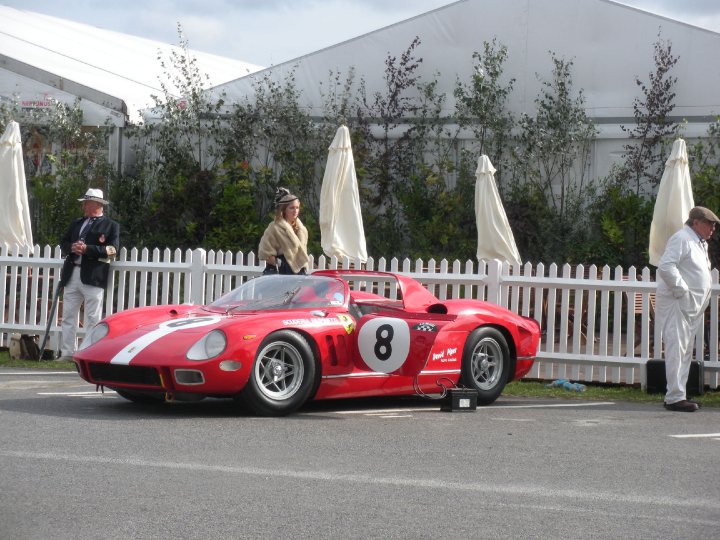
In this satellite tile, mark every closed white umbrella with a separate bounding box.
[319,125,367,264]
[475,155,521,266]
[0,121,33,251]
[648,138,694,266]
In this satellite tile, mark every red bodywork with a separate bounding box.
[74,270,540,404]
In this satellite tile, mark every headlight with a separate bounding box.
[78,322,109,351]
[187,330,227,360]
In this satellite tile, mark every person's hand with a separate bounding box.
[672,287,686,299]
[268,255,277,265]
[71,240,86,255]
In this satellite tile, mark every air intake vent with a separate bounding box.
[88,363,161,386]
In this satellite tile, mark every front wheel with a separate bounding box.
[460,327,511,405]
[239,330,317,416]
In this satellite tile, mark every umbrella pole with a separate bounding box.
[39,283,62,360]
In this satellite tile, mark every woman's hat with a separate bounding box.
[78,188,109,205]
[274,187,298,207]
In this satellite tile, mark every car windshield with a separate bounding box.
[206,275,347,313]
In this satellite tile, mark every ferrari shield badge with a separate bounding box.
[337,314,355,334]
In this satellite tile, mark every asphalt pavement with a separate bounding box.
[1,368,719,539]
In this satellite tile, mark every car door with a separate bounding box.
[353,309,453,377]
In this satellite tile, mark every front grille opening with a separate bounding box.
[88,363,161,386]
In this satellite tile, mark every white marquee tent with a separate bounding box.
[207,0,720,183]
[0,5,264,125]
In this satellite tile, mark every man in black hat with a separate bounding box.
[656,205,719,412]
[57,188,120,361]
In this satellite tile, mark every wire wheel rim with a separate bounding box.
[254,341,305,400]
[470,337,504,391]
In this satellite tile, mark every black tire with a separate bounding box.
[460,327,511,405]
[113,388,165,404]
[239,330,317,416]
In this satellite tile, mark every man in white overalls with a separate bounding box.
[656,206,719,412]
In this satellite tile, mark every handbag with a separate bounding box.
[277,255,306,275]
[277,255,293,274]
[263,256,305,275]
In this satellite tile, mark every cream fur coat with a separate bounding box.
[258,218,309,273]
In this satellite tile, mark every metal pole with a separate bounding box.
[38,283,62,359]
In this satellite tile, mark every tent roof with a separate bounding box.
[0,5,264,123]
[207,0,720,129]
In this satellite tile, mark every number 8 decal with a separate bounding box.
[374,324,394,360]
[358,317,410,373]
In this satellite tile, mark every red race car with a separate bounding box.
[74,270,540,416]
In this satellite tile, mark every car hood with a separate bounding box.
[78,304,332,366]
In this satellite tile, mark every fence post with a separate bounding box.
[486,259,502,305]
[190,248,207,305]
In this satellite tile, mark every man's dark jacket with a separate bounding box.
[60,215,120,288]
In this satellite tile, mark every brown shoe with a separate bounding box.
[664,400,699,412]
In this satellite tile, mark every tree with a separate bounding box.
[687,118,720,268]
[620,32,679,195]
[453,39,515,184]
[23,99,115,246]
[510,53,598,262]
[204,159,263,253]
[590,33,680,267]
[353,36,425,256]
[221,68,329,256]
[398,76,476,260]
[121,24,227,249]
[0,100,21,129]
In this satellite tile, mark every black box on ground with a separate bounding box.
[441,388,478,412]
[646,359,704,396]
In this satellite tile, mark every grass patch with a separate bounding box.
[0,349,75,370]
[504,379,720,408]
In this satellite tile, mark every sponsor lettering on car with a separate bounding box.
[282,318,344,327]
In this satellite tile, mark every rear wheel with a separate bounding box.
[239,330,317,416]
[460,327,511,405]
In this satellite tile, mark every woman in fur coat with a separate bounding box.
[258,187,309,274]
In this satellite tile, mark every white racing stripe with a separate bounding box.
[110,316,220,365]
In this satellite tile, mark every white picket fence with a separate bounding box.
[2,244,719,389]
